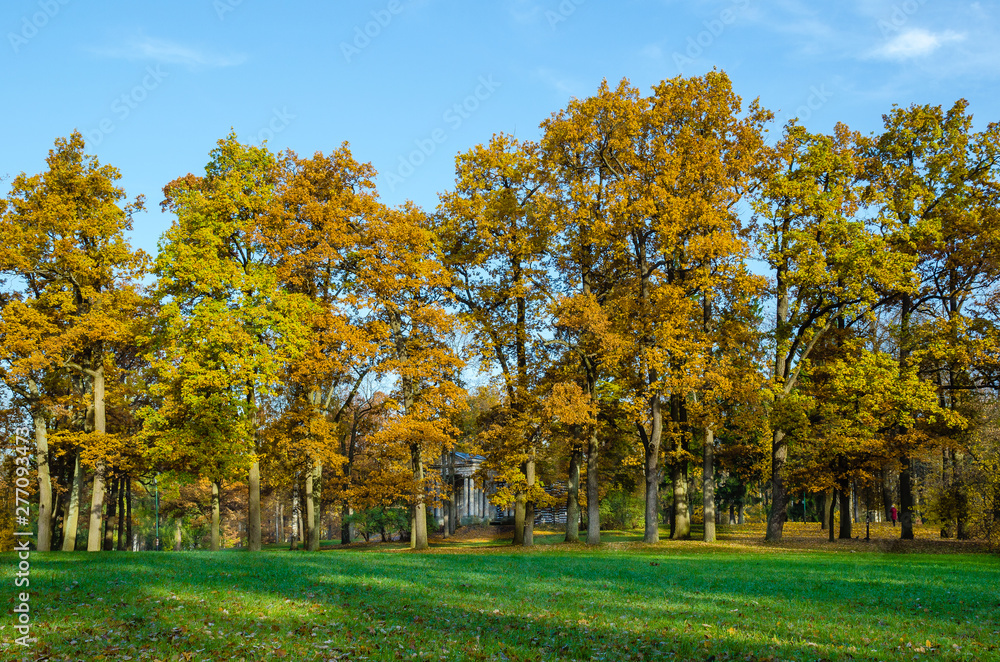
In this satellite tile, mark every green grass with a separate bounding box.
[3,531,999,661]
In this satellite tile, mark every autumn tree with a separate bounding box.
[265,145,383,551]
[436,134,553,546]
[152,133,310,551]
[0,131,147,551]
[753,122,912,542]
[356,203,465,550]
[865,101,1000,539]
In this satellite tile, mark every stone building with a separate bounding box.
[428,451,571,531]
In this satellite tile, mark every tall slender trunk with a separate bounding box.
[116,475,127,551]
[290,482,300,550]
[103,474,119,551]
[820,490,830,531]
[304,464,315,548]
[87,365,107,552]
[411,443,428,550]
[703,427,715,542]
[828,488,837,542]
[941,447,954,538]
[586,426,600,544]
[441,450,451,539]
[310,461,323,551]
[513,473,526,545]
[642,393,663,543]
[881,466,893,521]
[767,266,790,542]
[248,460,261,551]
[30,403,52,552]
[578,236,602,545]
[838,468,852,539]
[565,443,582,542]
[670,395,690,540]
[125,474,132,551]
[899,455,915,539]
[523,450,535,546]
[701,295,715,543]
[897,280,916,540]
[851,480,860,524]
[340,503,350,545]
[62,452,84,551]
[211,480,221,551]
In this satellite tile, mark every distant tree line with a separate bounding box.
[2,71,1000,552]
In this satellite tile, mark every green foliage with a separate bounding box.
[598,487,645,530]
[345,506,409,542]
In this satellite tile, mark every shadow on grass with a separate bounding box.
[16,545,1000,661]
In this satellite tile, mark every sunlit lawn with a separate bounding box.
[4,524,999,661]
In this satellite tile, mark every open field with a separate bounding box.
[3,524,998,662]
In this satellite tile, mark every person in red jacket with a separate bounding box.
[890,506,898,527]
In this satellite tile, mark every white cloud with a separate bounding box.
[96,35,247,68]
[641,43,663,60]
[872,28,964,60]
[533,67,584,98]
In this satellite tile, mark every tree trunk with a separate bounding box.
[881,466,894,522]
[340,502,350,545]
[31,409,52,552]
[513,478,526,545]
[306,460,323,551]
[821,490,831,531]
[586,425,601,545]
[851,480,859,524]
[565,443,582,542]
[126,474,132,550]
[116,475,127,551]
[304,464,315,549]
[642,394,663,543]
[248,460,261,551]
[313,463,323,548]
[411,443,428,550]
[441,450,451,538]
[765,430,788,541]
[899,455,915,539]
[838,481,852,539]
[290,482,300,550]
[523,450,535,546]
[703,427,715,542]
[670,396,690,540]
[103,474,119,551]
[211,480,221,551]
[829,488,837,542]
[62,452,83,551]
[87,365,107,552]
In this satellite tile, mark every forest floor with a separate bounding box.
[4,523,998,662]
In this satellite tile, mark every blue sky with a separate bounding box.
[3,0,999,257]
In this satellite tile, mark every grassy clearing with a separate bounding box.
[3,525,998,662]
